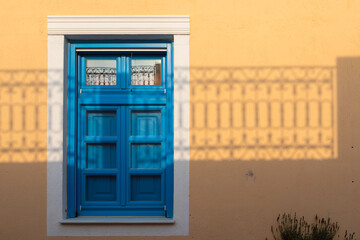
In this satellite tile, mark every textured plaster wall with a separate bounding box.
[1,0,360,239]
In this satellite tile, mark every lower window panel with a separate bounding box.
[86,175,117,202]
[131,175,162,202]
[76,105,169,217]
[78,206,165,217]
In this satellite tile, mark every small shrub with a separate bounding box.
[266,213,356,240]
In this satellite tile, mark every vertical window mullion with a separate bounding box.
[78,107,86,212]
[124,56,130,206]
[120,106,127,206]
[119,55,126,205]
[125,105,131,205]
[126,55,131,89]
[116,106,122,205]
[120,56,126,89]
[117,57,121,88]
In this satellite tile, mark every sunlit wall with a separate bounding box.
[0,0,360,239]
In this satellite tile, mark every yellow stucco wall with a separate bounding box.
[1,0,360,239]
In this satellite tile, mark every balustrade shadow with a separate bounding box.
[0,66,339,163]
[177,66,337,162]
[2,58,360,240]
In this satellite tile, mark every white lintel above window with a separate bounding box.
[47,15,190,35]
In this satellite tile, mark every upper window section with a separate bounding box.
[80,54,165,89]
[131,59,161,86]
[86,59,117,86]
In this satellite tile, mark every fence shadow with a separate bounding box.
[0,66,337,163]
[181,66,336,161]
[2,59,360,240]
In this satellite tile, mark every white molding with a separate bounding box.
[47,16,190,35]
[47,16,190,236]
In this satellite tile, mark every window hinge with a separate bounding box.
[164,205,167,211]
[80,89,82,94]
[80,205,82,211]
[164,89,166,94]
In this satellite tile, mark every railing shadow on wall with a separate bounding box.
[0,66,337,163]
[0,70,63,163]
[177,66,337,161]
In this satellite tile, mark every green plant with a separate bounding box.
[310,215,339,240]
[266,213,356,240]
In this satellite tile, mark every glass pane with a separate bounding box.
[86,59,116,85]
[131,175,161,201]
[131,110,161,136]
[131,59,161,85]
[87,111,116,136]
[86,175,116,201]
[87,143,116,169]
[131,144,161,168]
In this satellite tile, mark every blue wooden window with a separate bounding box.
[67,42,173,218]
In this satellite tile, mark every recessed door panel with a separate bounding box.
[87,143,116,169]
[86,175,117,201]
[131,110,161,136]
[87,111,116,136]
[130,175,162,201]
[131,143,161,169]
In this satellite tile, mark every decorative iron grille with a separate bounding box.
[86,67,116,85]
[131,65,157,85]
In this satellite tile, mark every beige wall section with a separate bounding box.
[0,0,360,239]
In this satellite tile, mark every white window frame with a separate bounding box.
[47,15,190,236]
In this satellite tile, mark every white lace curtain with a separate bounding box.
[86,67,116,85]
[86,65,159,86]
[131,65,156,85]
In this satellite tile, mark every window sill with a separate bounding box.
[60,216,175,224]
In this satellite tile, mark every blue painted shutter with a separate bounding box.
[68,43,173,218]
[128,108,165,204]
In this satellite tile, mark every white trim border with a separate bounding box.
[47,16,190,236]
[48,15,190,35]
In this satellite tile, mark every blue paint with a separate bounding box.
[131,175,162,201]
[73,42,169,49]
[67,41,173,218]
[119,106,126,206]
[86,175,117,201]
[87,143,116,169]
[87,111,116,136]
[131,111,161,136]
[67,43,76,218]
[131,144,162,168]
